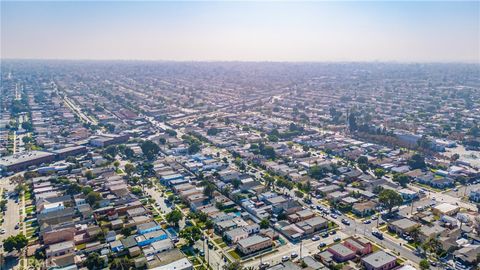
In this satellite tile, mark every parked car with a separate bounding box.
[291,252,298,258]
[282,256,289,262]
[363,219,371,224]
[341,219,350,225]
[372,230,383,239]
[259,263,270,270]
[333,237,341,242]
[330,230,336,235]
[318,242,326,248]
[311,235,320,241]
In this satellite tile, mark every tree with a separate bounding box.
[260,145,276,159]
[393,174,410,187]
[22,136,33,144]
[309,166,327,180]
[85,170,95,180]
[166,209,183,227]
[207,127,219,136]
[121,227,134,237]
[124,147,135,158]
[113,160,120,170]
[21,122,33,132]
[260,219,269,229]
[203,182,215,198]
[379,189,403,214]
[66,183,82,195]
[165,129,177,137]
[188,143,201,154]
[84,252,106,270]
[82,186,93,195]
[357,156,368,165]
[159,137,167,145]
[348,112,357,131]
[131,186,143,196]
[419,259,430,270]
[3,233,28,252]
[232,179,242,189]
[124,163,135,176]
[141,140,160,160]
[179,226,202,246]
[104,145,118,159]
[374,168,386,179]
[110,257,133,270]
[205,219,214,230]
[264,175,275,190]
[408,154,426,169]
[86,191,102,206]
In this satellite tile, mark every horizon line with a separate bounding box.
[1,58,479,65]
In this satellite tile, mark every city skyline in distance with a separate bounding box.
[1,1,479,63]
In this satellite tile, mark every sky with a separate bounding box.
[1,1,479,63]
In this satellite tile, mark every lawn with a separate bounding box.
[76,243,87,250]
[213,238,224,245]
[25,206,35,215]
[227,249,241,260]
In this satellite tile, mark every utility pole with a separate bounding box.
[300,239,303,259]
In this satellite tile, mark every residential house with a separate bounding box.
[361,251,397,270]
[352,201,377,217]
[343,238,372,256]
[327,243,356,262]
[135,230,168,247]
[46,241,75,258]
[236,235,272,255]
[388,219,420,235]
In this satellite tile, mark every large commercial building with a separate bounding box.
[0,151,56,173]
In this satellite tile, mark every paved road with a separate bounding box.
[0,178,21,243]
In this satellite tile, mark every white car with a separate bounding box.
[281,256,289,262]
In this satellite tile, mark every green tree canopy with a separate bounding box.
[408,153,426,169]
[419,259,430,270]
[3,233,28,253]
[260,219,269,229]
[166,209,183,227]
[379,189,403,214]
[393,174,410,187]
[86,191,102,206]
[124,163,135,175]
[84,252,106,270]
[179,225,202,246]
[374,168,386,179]
[141,140,160,160]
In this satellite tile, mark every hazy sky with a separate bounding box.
[2,1,479,62]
